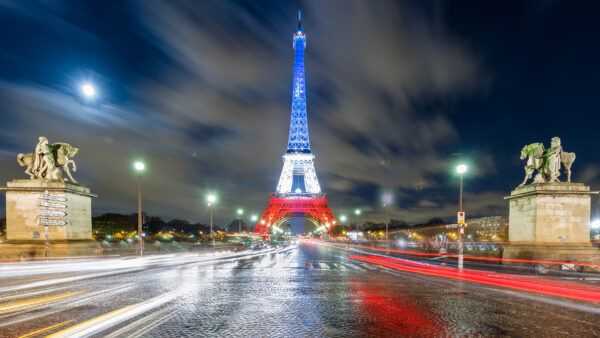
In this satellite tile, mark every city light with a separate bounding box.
[81,83,96,98]
[251,215,258,222]
[237,208,244,215]
[134,161,145,171]
[382,193,393,206]
[456,164,468,174]
[592,220,600,229]
[354,209,361,216]
[340,215,347,222]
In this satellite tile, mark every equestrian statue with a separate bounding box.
[519,136,575,186]
[17,136,79,183]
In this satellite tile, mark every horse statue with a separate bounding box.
[18,142,79,183]
[519,142,547,186]
[519,137,575,186]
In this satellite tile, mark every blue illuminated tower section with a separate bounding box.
[287,11,310,152]
[276,10,321,194]
[255,10,338,237]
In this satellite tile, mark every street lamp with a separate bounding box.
[207,194,217,252]
[382,193,393,250]
[340,215,347,223]
[134,161,145,256]
[237,208,244,234]
[354,209,361,216]
[456,164,468,270]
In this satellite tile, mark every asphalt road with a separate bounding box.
[1,241,600,337]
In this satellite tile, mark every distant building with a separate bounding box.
[389,216,508,242]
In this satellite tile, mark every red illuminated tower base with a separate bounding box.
[254,193,337,236]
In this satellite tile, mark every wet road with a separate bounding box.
[1,241,600,337]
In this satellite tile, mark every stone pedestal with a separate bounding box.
[0,179,99,258]
[503,182,599,266]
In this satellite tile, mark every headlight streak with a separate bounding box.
[0,283,136,329]
[348,254,600,303]
[0,291,83,313]
[16,319,75,338]
[102,305,181,338]
[47,287,186,338]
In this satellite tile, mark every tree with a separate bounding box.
[145,216,166,234]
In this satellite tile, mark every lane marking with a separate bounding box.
[17,319,74,338]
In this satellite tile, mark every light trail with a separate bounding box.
[0,291,82,313]
[349,254,600,303]
[47,288,184,338]
[17,319,74,338]
[335,242,600,268]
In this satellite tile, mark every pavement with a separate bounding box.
[1,240,600,337]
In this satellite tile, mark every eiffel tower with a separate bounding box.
[254,10,338,236]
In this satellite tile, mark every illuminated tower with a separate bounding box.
[254,10,337,236]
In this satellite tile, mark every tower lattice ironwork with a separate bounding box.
[254,10,338,236]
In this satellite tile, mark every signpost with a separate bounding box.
[40,209,67,217]
[457,211,465,224]
[40,219,67,226]
[38,193,68,259]
[39,194,67,202]
[40,201,67,209]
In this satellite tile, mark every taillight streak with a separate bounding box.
[349,254,600,303]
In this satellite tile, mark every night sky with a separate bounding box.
[1,1,599,227]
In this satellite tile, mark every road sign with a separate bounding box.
[39,194,67,202]
[40,218,67,226]
[40,209,67,217]
[457,211,465,224]
[40,201,67,209]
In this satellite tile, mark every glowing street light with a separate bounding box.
[207,194,217,252]
[81,83,96,98]
[251,215,258,222]
[133,161,145,256]
[237,208,244,233]
[354,209,361,216]
[340,215,347,223]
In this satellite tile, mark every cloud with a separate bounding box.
[0,1,494,226]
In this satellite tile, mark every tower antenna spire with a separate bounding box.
[298,9,302,30]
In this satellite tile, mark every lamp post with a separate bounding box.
[134,161,145,256]
[456,164,468,270]
[237,208,244,234]
[207,194,216,252]
[382,193,392,250]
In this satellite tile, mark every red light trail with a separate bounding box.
[349,254,600,303]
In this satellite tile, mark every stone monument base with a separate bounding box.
[503,182,600,271]
[0,240,99,259]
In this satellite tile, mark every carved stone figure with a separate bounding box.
[18,137,79,183]
[519,137,575,186]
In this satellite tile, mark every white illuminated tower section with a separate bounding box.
[276,10,321,195]
[255,11,338,236]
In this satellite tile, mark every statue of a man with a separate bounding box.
[543,136,563,182]
[33,136,56,179]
